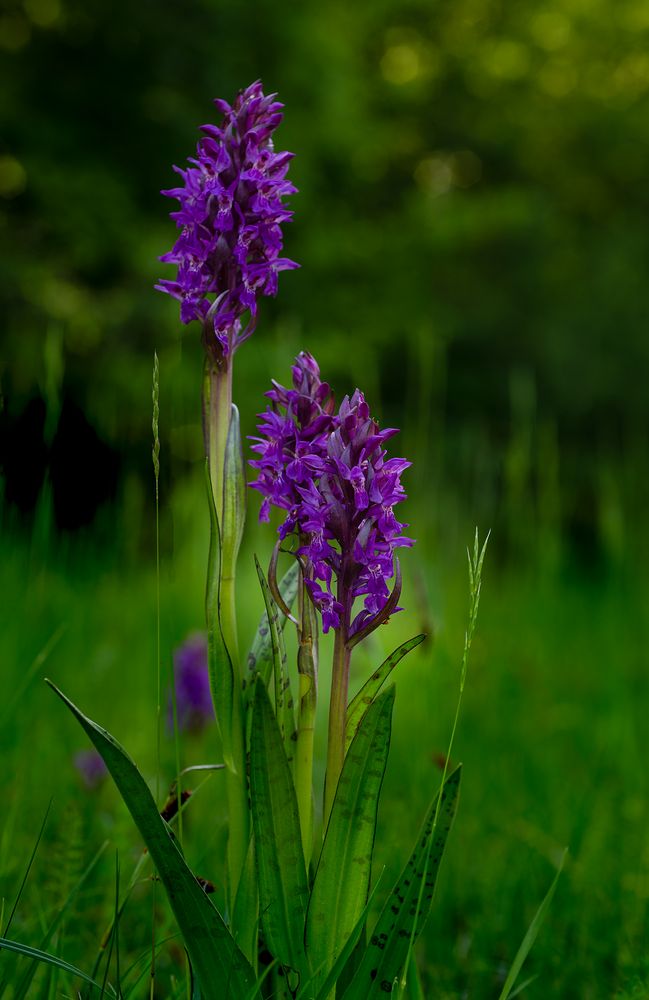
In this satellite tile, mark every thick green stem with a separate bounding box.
[202,355,232,530]
[202,353,249,913]
[323,596,351,827]
[295,574,318,867]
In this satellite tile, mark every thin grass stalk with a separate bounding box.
[150,353,161,999]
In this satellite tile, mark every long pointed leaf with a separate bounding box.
[345,636,425,752]
[244,560,300,709]
[306,687,395,988]
[46,681,255,999]
[344,766,462,999]
[295,876,383,1000]
[254,557,296,763]
[249,680,309,975]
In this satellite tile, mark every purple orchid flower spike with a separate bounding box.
[249,355,413,639]
[157,81,298,359]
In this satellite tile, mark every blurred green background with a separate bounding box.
[1,0,648,997]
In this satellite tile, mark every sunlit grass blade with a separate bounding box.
[0,938,110,994]
[13,840,108,1000]
[244,560,300,707]
[46,680,255,999]
[254,556,296,763]
[342,766,462,999]
[345,635,425,752]
[249,679,309,975]
[497,850,567,1000]
[306,687,395,990]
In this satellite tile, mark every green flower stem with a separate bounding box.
[202,356,249,912]
[323,588,351,827]
[202,354,232,528]
[295,572,318,867]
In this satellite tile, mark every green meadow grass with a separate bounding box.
[0,477,647,998]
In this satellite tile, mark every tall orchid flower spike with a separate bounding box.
[157,80,298,359]
[157,83,297,918]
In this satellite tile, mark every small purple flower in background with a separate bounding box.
[156,81,298,357]
[74,749,108,789]
[249,354,414,637]
[169,633,214,734]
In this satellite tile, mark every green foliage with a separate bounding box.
[46,681,256,999]
[249,680,309,976]
[345,635,425,752]
[254,556,296,762]
[307,687,395,989]
[343,766,462,999]
[204,458,235,769]
[497,850,567,1000]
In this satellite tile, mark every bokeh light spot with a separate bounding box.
[24,0,61,28]
[381,43,421,84]
[0,156,27,198]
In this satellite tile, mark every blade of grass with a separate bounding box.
[396,529,489,996]
[497,851,567,1000]
[2,798,52,938]
[0,938,111,994]
[13,840,108,1000]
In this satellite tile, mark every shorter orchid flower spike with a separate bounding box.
[249,354,414,639]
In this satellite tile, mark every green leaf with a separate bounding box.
[244,560,300,707]
[249,679,309,975]
[295,876,382,1000]
[205,459,235,769]
[497,850,567,1000]
[343,766,462,999]
[306,687,395,988]
[0,938,110,994]
[46,681,255,1000]
[345,635,425,752]
[254,556,296,763]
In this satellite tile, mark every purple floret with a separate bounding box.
[249,355,414,636]
[170,633,214,733]
[157,81,298,356]
[74,749,108,789]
